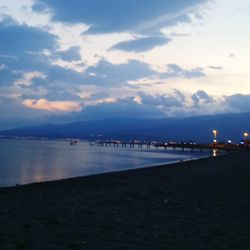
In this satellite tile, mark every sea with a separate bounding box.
[0,139,211,187]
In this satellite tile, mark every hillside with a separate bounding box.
[1,113,250,143]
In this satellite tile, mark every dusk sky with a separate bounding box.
[0,0,249,129]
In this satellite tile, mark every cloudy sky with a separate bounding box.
[0,0,249,129]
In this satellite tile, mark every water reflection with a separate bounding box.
[0,140,209,186]
[212,149,218,157]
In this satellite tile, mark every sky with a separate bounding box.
[0,0,249,129]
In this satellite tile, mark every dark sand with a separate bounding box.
[1,151,250,249]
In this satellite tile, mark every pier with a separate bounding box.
[90,140,248,153]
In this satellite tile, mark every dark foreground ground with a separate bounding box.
[1,151,250,250]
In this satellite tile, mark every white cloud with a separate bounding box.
[0,0,51,27]
[15,71,47,86]
[84,97,117,106]
[133,96,142,104]
[50,59,86,73]
[48,22,89,50]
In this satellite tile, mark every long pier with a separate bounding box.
[90,140,247,153]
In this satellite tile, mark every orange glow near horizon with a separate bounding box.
[22,98,81,112]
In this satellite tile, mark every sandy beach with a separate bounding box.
[1,151,250,249]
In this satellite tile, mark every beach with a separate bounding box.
[1,151,250,249]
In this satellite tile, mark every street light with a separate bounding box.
[244,132,249,140]
[243,132,249,146]
[213,129,217,144]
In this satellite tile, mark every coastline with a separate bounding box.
[1,151,250,249]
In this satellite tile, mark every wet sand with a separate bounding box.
[1,151,250,249]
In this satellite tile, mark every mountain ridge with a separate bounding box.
[1,113,250,143]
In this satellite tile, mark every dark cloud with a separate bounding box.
[62,97,166,122]
[45,59,157,88]
[37,0,209,33]
[226,94,250,112]
[0,22,57,56]
[43,89,82,102]
[20,58,157,90]
[173,89,186,102]
[0,22,58,85]
[45,65,85,85]
[111,36,171,53]
[164,64,206,79]
[192,90,213,105]
[84,59,157,86]
[21,82,82,102]
[89,92,110,100]
[53,91,189,123]
[139,92,183,107]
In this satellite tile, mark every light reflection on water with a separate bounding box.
[0,140,209,187]
[212,149,218,157]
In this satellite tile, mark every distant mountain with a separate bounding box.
[1,113,250,143]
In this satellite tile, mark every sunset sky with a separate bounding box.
[0,0,249,129]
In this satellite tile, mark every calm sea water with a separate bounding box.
[0,139,209,187]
